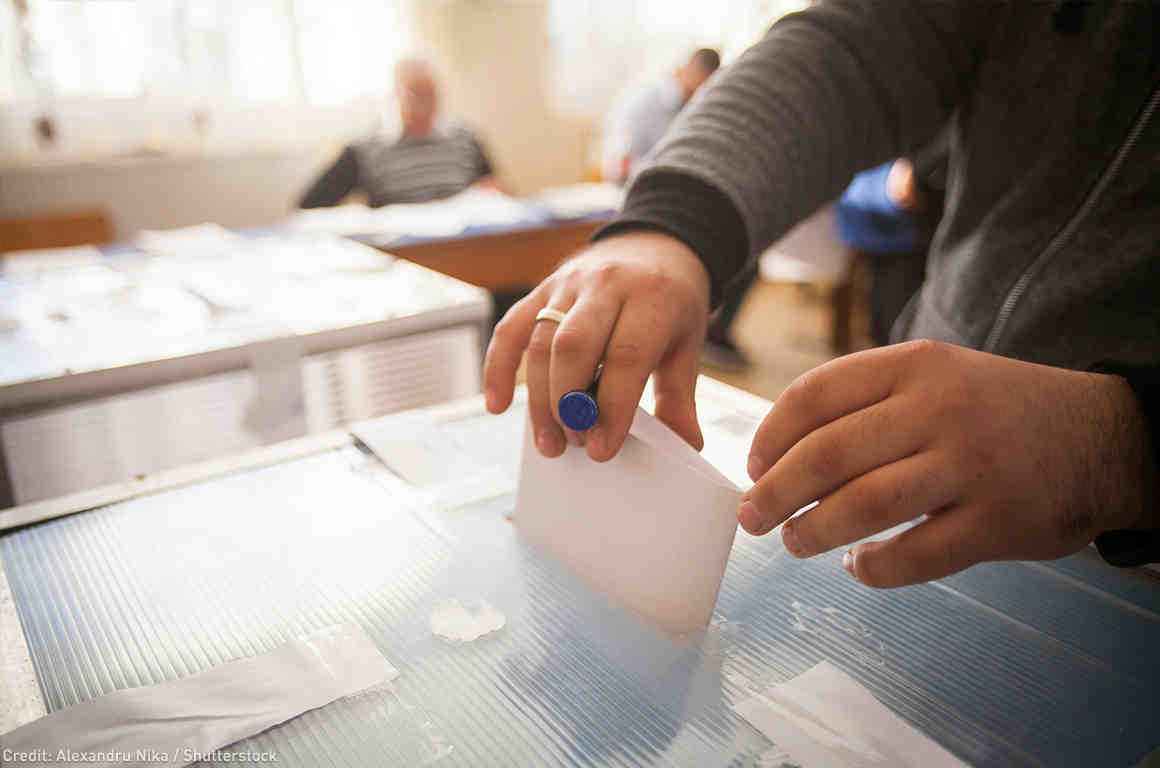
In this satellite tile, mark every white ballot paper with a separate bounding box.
[0,624,398,768]
[515,407,741,634]
[734,661,966,768]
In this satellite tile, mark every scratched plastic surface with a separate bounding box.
[3,390,1160,767]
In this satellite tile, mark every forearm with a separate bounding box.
[604,0,991,302]
[299,147,358,209]
[1091,364,1160,566]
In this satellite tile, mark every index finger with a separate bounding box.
[483,287,546,413]
[747,344,907,482]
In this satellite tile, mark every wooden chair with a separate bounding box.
[0,208,114,253]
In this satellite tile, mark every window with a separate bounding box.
[293,0,408,106]
[27,0,147,98]
[548,0,810,117]
[4,0,406,105]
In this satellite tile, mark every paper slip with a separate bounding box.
[1,623,398,768]
[514,407,741,634]
[1,245,103,278]
[135,223,244,258]
[734,661,966,768]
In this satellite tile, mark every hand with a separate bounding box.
[885,158,920,212]
[741,340,1156,588]
[484,231,711,460]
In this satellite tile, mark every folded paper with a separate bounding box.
[734,661,966,767]
[1,623,397,768]
[514,407,741,633]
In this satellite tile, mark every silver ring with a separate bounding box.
[535,307,568,324]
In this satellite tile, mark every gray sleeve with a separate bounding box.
[625,0,992,283]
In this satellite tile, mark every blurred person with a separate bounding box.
[837,135,948,345]
[602,47,748,368]
[601,48,721,184]
[299,58,498,209]
[485,1,1160,587]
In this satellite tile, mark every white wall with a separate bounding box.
[404,0,591,193]
[0,1,594,236]
[0,146,334,238]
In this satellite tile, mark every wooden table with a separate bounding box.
[381,218,607,291]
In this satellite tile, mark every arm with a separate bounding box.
[1092,363,1160,566]
[299,146,359,209]
[602,0,992,303]
[486,0,995,461]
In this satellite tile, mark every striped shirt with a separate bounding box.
[299,124,494,209]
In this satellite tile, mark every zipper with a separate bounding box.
[982,85,1160,352]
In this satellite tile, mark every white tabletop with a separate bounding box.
[0,233,490,412]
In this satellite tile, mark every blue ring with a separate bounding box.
[558,390,599,432]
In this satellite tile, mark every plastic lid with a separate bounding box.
[558,390,599,431]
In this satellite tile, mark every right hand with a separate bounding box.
[483,231,712,461]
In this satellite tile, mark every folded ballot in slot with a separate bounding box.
[514,407,742,634]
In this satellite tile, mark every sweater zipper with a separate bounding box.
[983,85,1160,353]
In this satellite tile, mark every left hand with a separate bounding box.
[741,340,1155,588]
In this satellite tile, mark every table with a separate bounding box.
[0,233,491,507]
[2,377,1157,766]
[382,217,607,292]
[290,185,620,292]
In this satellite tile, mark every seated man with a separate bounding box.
[299,58,497,209]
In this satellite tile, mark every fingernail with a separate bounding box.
[842,549,855,576]
[738,501,761,533]
[588,428,604,457]
[747,453,765,481]
[782,523,803,557]
[484,390,497,412]
[536,428,557,455]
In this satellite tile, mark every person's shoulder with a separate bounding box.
[624,78,673,112]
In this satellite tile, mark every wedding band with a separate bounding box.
[535,307,568,324]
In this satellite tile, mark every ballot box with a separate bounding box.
[2,377,1157,766]
[0,231,490,507]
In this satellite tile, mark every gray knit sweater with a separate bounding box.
[601,0,1159,371]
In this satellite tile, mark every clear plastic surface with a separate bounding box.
[2,390,1158,767]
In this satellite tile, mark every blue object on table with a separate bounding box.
[836,162,921,254]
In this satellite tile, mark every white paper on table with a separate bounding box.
[535,182,625,218]
[354,405,525,513]
[287,203,379,236]
[135,223,244,258]
[1,245,104,277]
[733,661,966,768]
[514,407,741,634]
[0,623,398,768]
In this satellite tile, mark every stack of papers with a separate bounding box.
[135,223,245,258]
[1,245,104,279]
[287,190,536,240]
[535,183,624,219]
